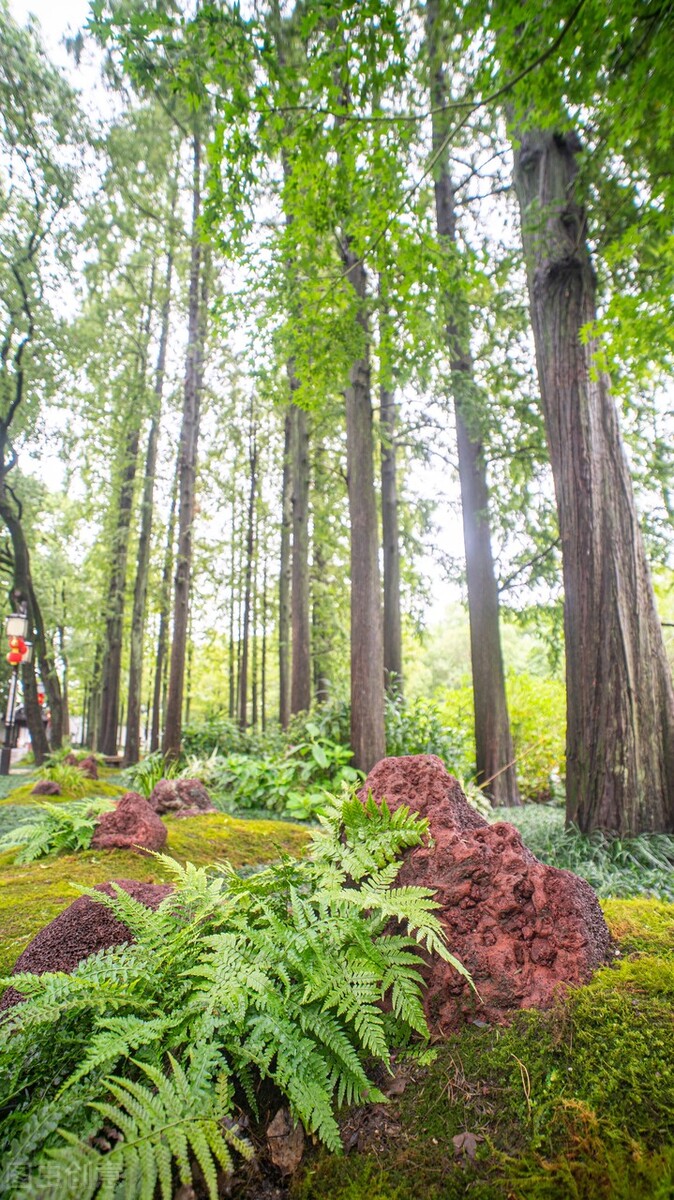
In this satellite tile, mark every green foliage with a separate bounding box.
[0,798,114,863]
[121,752,180,799]
[504,805,674,900]
[0,793,464,1197]
[437,673,566,802]
[35,762,92,799]
[384,693,473,777]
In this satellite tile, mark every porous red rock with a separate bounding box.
[30,779,62,796]
[90,791,167,854]
[359,755,612,1031]
[78,754,99,780]
[149,777,215,815]
[0,879,172,1009]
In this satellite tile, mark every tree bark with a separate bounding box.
[339,247,385,773]
[290,398,311,714]
[380,383,403,697]
[278,408,292,728]
[239,418,258,730]
[125,237,175,766]
[150,458,178,753]
[98,417,141,756]
[163,133,208,759]
[512,125,674,833]
[427,0,520,805]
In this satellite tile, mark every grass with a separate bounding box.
[498,804,674,901]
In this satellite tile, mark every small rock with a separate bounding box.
[30,780,62,796]
[90,792,167,854]
[78,755,99,780]
[149,777,215,816]
[266,1107,305,1175]
[0,879,173,1008]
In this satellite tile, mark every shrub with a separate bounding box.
[385,693,474,777]
[437,673,566,801]
[122,752,180,798]
[0,793,468,1198]
[34,762,92,799]
[0,798,115,863]
[503,805,674,900]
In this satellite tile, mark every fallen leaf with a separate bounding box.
[266,1106,305,1174]
[452,1131,480,1160]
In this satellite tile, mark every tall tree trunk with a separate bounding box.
[228,487,237,721]
[28,576,64,751]
[98,417,141,756]
[339,246,385,773]
[163,133,208,759]
[512,126,674,833]
[427,0,520,805]
[290,399,311,714]
[150,459,178,753]
[261,553,267,730]
[239,420,258,730]
[125,237,175,766]
[380,383,403,697]
[278,408,292,728]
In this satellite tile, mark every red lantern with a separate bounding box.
[37,691,45,705]
[7,651,22,665]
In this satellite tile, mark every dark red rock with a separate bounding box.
[78,754,99,780]
[90,792,167,854]
[0,879,172,1009]
[149,777,215,815]
[64,752,79,766]
[359,755,612,1031]
[30,780,62,796]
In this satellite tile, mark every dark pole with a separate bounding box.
[1,663,20,775]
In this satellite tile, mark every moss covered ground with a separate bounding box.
[0,773,310,977]
[0,769,671,1198]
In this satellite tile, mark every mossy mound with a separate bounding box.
[0,811,309,977]
[0,777,125,807]
[292,900,674,1200]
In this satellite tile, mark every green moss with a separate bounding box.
[0,812,309,977]
[602,897,674,958]
[0,778,125,806]
[293,909,674,1200]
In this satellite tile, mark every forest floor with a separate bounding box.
[0,770,671,1200]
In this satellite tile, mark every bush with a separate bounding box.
[385,693,474,776]
[0,794,466,1198]
[34,762,92,799]
[437,672,566,801]
[122,752,180,798]
[503,805,674,900]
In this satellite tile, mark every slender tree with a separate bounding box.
[427,0,520,805]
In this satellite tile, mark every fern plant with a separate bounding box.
[0,798,115,863]
[0,792,470,1199]
[122,752,181,798]
[34,762,92,799]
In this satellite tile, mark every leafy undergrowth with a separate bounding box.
[0,811,309,976]
[292,899,674,1200]
[499,805,674,901]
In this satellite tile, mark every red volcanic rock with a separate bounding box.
[149,777,215,815]
[64,752,80,766]
[359,755,612,1031]
[90,792,167,854]
[31,780,62,796]
[78,754,99,780]
[1,879,172,1009]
